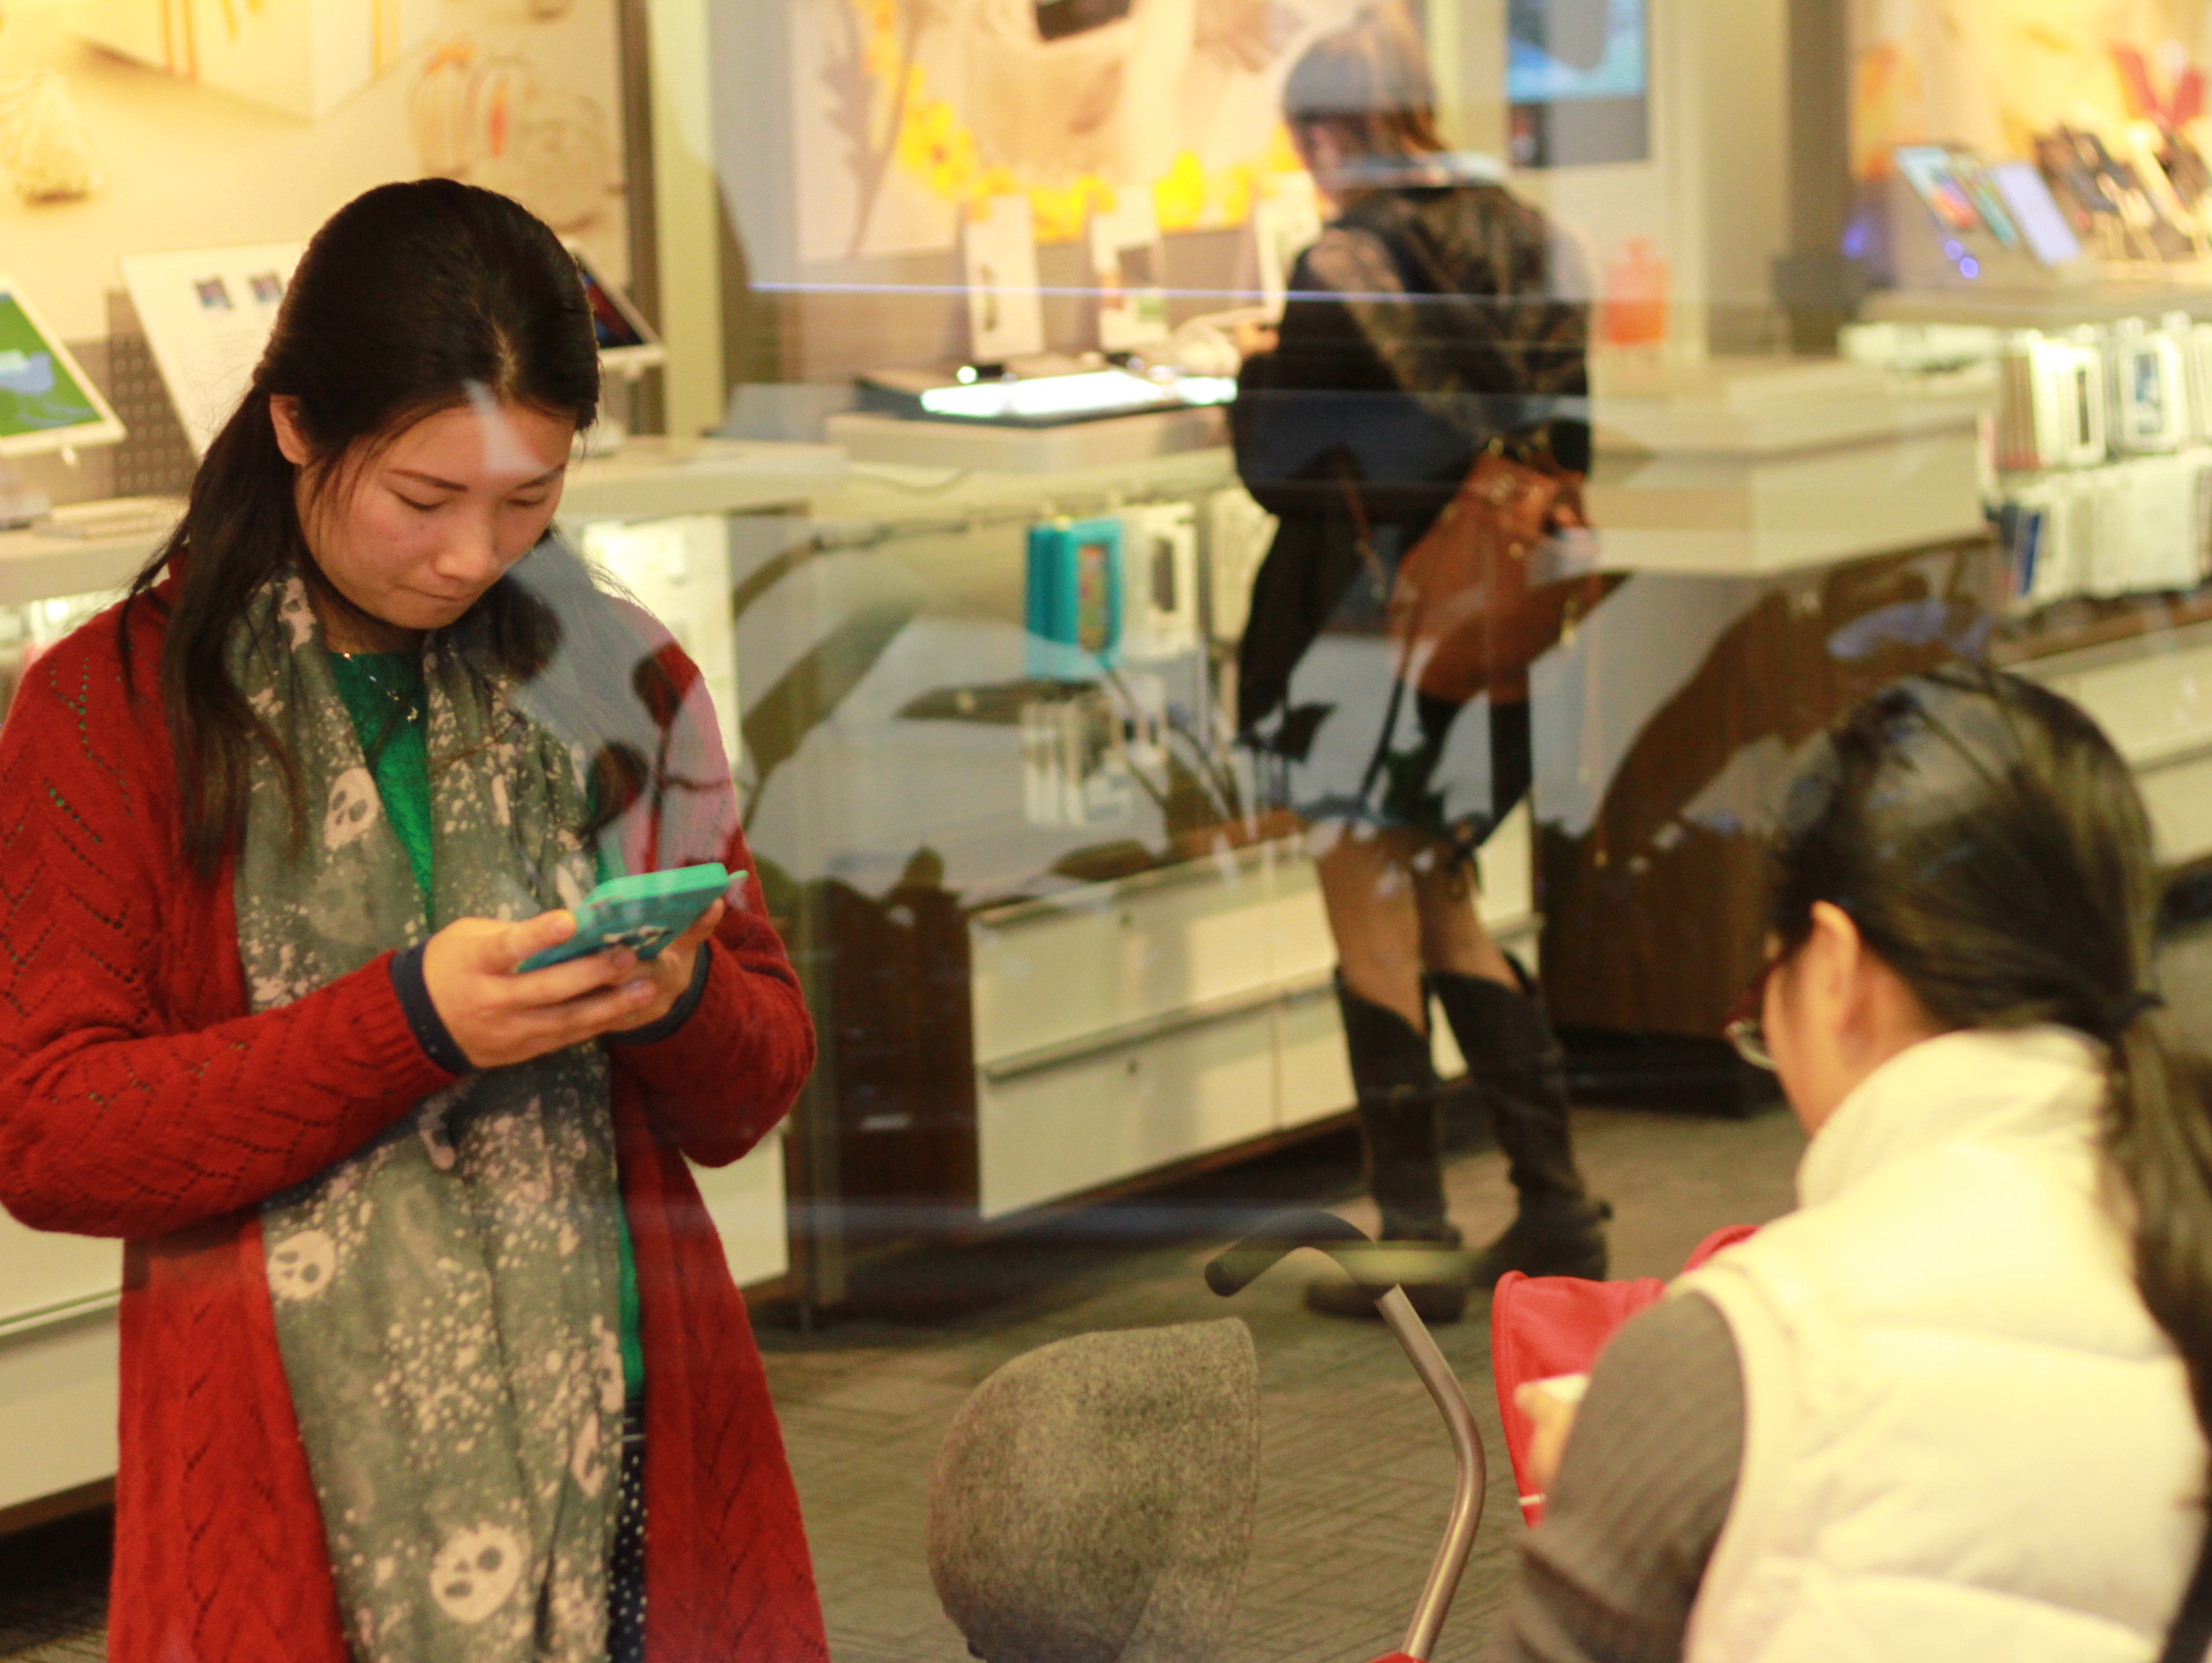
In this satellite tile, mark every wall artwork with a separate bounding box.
[0,0,629,343]
[792,0,1368,265]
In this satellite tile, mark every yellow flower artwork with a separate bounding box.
[815,0,1340,259]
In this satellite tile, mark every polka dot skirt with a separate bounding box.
[608,1396,647,1663]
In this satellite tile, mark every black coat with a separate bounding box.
[1230,176,1591,733]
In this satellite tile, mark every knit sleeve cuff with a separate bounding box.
[388,943,471,1075]
[606,945,711,1049]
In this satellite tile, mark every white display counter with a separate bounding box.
[1586,355,1990,576]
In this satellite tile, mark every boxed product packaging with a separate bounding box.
[1996,331,2106,472]
[2107,318,2190,455]
[1118,502,1200,661]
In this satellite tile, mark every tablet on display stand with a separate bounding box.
[0,276,127,529]
[569,246,664,451]
[119,243,305,458]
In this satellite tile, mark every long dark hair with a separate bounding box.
[1282,4,1448,169]
[124,179,607,874]
[1769,665,2212,1517]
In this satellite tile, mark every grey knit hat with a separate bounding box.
[928,1319,1262,1663]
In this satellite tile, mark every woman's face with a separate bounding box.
[1762,903,1945,1137]
[271,396,577,650]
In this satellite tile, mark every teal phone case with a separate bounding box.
[516,862,736,973]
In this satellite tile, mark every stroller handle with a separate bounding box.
[1206,1209,1487,1663]
[1204,1209,1374,1297]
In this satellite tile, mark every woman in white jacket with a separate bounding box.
[1491,665,2212,1663]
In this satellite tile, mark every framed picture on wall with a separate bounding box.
[1506,0,1649,169]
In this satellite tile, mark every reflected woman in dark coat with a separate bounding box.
[1232,4,1606,1321]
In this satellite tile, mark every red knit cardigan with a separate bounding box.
[0,590,830,1663]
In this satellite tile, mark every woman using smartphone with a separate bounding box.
[0,181,825,1663]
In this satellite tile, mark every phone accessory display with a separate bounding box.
[1025,517,1124,680]
[2083,455,2204,597]
[2107,318,2188,454]
[1995,331,2106,473]
[2176,317,2212,445]
[1118,502,1200,661]
[515,863,734,973]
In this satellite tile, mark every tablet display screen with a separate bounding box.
[0,290,103,443]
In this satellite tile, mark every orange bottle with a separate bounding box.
[1599,237,1670,349]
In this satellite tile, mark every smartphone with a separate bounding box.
[516,863,736,974]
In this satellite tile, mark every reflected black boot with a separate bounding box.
[1430,959,1609,1288]
[1306,975,1468,1325]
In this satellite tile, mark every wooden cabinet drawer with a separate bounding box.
[972,852,1278,1067]
[0,1213,119,1336]
[0,1320,119,1512]
[978,1003,1277,1219]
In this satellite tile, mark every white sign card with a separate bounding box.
[120,243,307,457]
[964,195,1047,363]
[1089,193,1170,353]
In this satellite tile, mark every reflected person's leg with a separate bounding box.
[1312,820,1428,1030]
[1309,822,1466,1323]
[1408,843,1516,989]
[1413,840,1609,1286]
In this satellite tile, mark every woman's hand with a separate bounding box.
[1515,1375,1587,1496]
[422,911,666,1069]
[608,900,725,1035]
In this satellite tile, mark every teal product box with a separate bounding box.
[1025,517,1124,679]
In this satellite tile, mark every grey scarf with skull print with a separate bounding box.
[239,570,626,1663]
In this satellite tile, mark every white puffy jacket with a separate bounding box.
[1677,1026,2206,1663]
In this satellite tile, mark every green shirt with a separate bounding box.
[328,651,646,1403]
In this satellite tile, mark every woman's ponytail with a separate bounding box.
[2107,1013,2212,1438]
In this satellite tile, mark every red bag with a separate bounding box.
[1491,1225,1758,1527]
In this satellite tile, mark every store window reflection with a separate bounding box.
[17,0,2212,1657]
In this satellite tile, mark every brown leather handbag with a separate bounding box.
[1346,438,1609,705]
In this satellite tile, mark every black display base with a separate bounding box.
[1559,1027,1782,1119]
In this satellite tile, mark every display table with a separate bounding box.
[0,436,839,1522]
[1586,354,1987,574]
